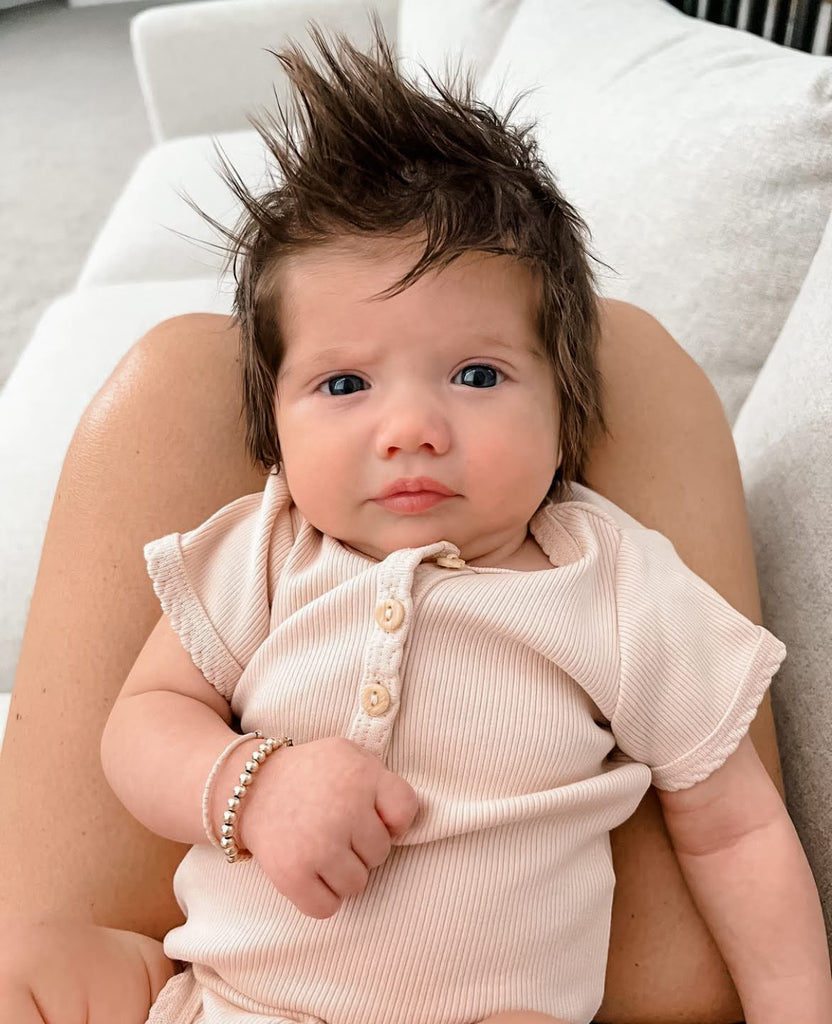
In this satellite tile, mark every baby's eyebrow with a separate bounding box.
[278,346,357,381]
[279,333,543,381]
[474,335,534,354]
[466,334,548,362]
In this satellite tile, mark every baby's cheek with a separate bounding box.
[490,425,557,502]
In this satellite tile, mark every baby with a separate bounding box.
[101,24,832,1024]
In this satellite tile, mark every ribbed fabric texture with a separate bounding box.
[144,471,785,1024]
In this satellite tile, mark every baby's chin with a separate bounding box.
[338,529,457,563]
[323,515,465,562]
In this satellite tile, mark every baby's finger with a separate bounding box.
[318,848,371,900]
[350,812,393,870]
[287,874,344,920]
[375,769,419,838]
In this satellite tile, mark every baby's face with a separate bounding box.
[274,234,560,564]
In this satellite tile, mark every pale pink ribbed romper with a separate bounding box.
[143,470,785,1024]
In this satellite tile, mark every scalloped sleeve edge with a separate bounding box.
[144,533,242,701]
[650,626,786,792]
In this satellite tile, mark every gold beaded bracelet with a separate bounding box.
[202,731,293,864]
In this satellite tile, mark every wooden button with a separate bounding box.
[361,684,391,717]
[434,554,466,569]
[375,598,405,632]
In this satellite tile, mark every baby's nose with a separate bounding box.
[375,396,451,457]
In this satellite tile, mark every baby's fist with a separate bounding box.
[238,736,418,919]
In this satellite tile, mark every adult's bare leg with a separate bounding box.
[0,301,781,1021]
[0,313,267,935]
[587,299,781,1024]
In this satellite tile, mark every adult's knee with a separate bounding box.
[74,313,238,457]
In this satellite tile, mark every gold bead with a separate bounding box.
[223,810,236,824]
[221,824,234,837]
[244,761,259,773]
[239,772,252,786]
[228,796,240,810]
[233,786,246,798]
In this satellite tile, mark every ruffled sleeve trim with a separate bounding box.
[144,532,242,700]
[650,626,786,792]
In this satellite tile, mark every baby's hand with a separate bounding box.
[236,736,418,919]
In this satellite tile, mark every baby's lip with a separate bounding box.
[375,477,457,499]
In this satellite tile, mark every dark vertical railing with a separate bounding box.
[704,0,741,24]
[770,0,793,44]
[664,0,832,54]
[746,0,770,35]
[792,0,823,49]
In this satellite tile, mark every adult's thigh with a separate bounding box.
[587,300,774,1023]
[0,313,263,936]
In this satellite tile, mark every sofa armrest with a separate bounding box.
[130,0,399,142]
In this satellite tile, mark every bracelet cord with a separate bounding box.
[202,730,293,863]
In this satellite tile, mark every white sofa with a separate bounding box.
[1,0,831,934]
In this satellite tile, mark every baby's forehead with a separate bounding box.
[262,233,548,382]
[273,233,542,314]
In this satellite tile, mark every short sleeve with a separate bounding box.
[143,470,295,701]
[612,526,786,791]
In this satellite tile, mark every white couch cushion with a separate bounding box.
[81,0,520,293]
[397,0,521,84]
[0,693,9,748]
[0,278,232,691]
[733,209,832,925]
[480,0,832,422]
[78,131,270,288]
[132,0,399,142]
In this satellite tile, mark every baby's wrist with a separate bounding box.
[204,732,293,861]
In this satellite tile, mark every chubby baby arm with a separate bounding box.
[657,734,832,1023]
[101,615,418,919]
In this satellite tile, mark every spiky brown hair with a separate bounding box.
[202,19,608,500]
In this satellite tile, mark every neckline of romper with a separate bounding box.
[334,498,588,575]
[339,501,597,756]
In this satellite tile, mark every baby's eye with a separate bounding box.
[319,374,368,396]
[452,364,504,388]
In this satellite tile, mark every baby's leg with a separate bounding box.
[0,920,177,1024]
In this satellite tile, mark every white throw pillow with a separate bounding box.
[479,0,832,422]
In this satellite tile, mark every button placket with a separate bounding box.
[347,542,460,757]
